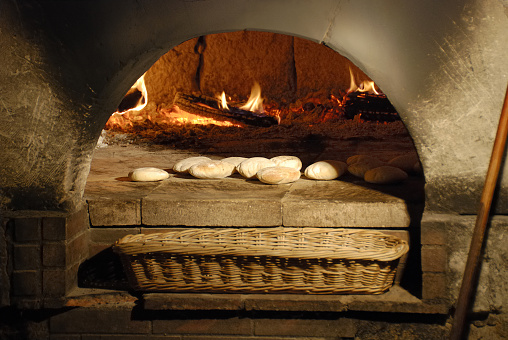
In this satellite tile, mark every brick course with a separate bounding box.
[253,317,356,338]
[13,244,41,270]
[15,218,41,242]
[9,209,90,307]
[422,273,447,301]
[421,246,447,273]
[152,317,252,335]
[43,243,66,267]
[12,270,42,296]
[50,308,150,334]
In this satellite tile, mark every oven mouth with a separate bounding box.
[80,32,425,299]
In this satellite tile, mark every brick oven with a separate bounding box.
[1,0,507,339]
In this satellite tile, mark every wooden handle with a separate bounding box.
[450,84,508,340]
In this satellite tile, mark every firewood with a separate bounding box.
[173,92,278,127]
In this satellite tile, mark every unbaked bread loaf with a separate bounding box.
[347,157,385,178]
[173,156,211,173]
[270,156,302,171]
[236,157,276,179]
[221,157,248,170]
[256,166,301,184]
[388,153,420,173]
[364,166,408,184]
[189,160,235,179]
[347,154,380,165]
[304,160,348,180]
[128,167,170,182]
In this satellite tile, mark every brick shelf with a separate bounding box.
[66,285,447,314]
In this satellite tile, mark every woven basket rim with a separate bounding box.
[113,227,408,261]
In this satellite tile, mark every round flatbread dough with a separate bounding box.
[128,167,170,182]
[173,156,211,173]
[270,156,302,171]
[236,157,276,179]
[221,157,248,173]
[364,166,408,184]
[388,153,420,173]
[189,160,235,179]
[304,160,348,180]
[256,166,301,184]
[348,158,385,178]
[346,154,380,165]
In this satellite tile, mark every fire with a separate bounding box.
[218,91,229,111]
[347,67,380,95]
[240,82,264,113]
[217,82,265,114]
[116,73,148,114]
[161,106,242,127]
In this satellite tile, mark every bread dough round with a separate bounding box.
[189,160,235,179]
[346,154,380,165]
[173,156,211,173]
[348,158,385,178]
[364,166,408,184]
[236,157,276,179]
[221,157,248,173]
[270,156,302,171]
[304,160,348,180]
[128,167,170,182]
[388,153,420,173]
[256,166,301,184]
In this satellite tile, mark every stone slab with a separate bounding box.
[282,179,410,227]
[142,176,286,226]
[142,285,446,314]
[143,293,243,311]
[88,199,141,226]
[49,307,150,334]
[86,146,421,228]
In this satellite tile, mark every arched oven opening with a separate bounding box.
[81,31,424,301]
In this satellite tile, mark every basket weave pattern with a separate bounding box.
[113,228,409,294]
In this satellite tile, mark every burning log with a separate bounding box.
[173,92,279,127]
[343,92,400,122]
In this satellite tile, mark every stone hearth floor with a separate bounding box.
[85,140,424,228]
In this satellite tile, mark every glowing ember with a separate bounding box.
[161,106,242,127]
[240,82,264,113]
[347,67,380,95]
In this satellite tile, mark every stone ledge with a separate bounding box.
[141,286,447,314]
[87,176,418,228]
[62,286,448,315]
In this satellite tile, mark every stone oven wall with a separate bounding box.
[143,31,371,107]
[1,0,507,338]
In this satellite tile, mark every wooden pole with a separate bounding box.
[449,84,508,340]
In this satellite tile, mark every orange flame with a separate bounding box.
[162,106,242,127]
[218,91,229,111]
[347,67,379,95]
[116,73,148,115]
[240,82,264,113]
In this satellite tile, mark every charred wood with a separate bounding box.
[173,92,279,127]
[344,92,400,122]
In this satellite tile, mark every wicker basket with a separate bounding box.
[113,228,409,294]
